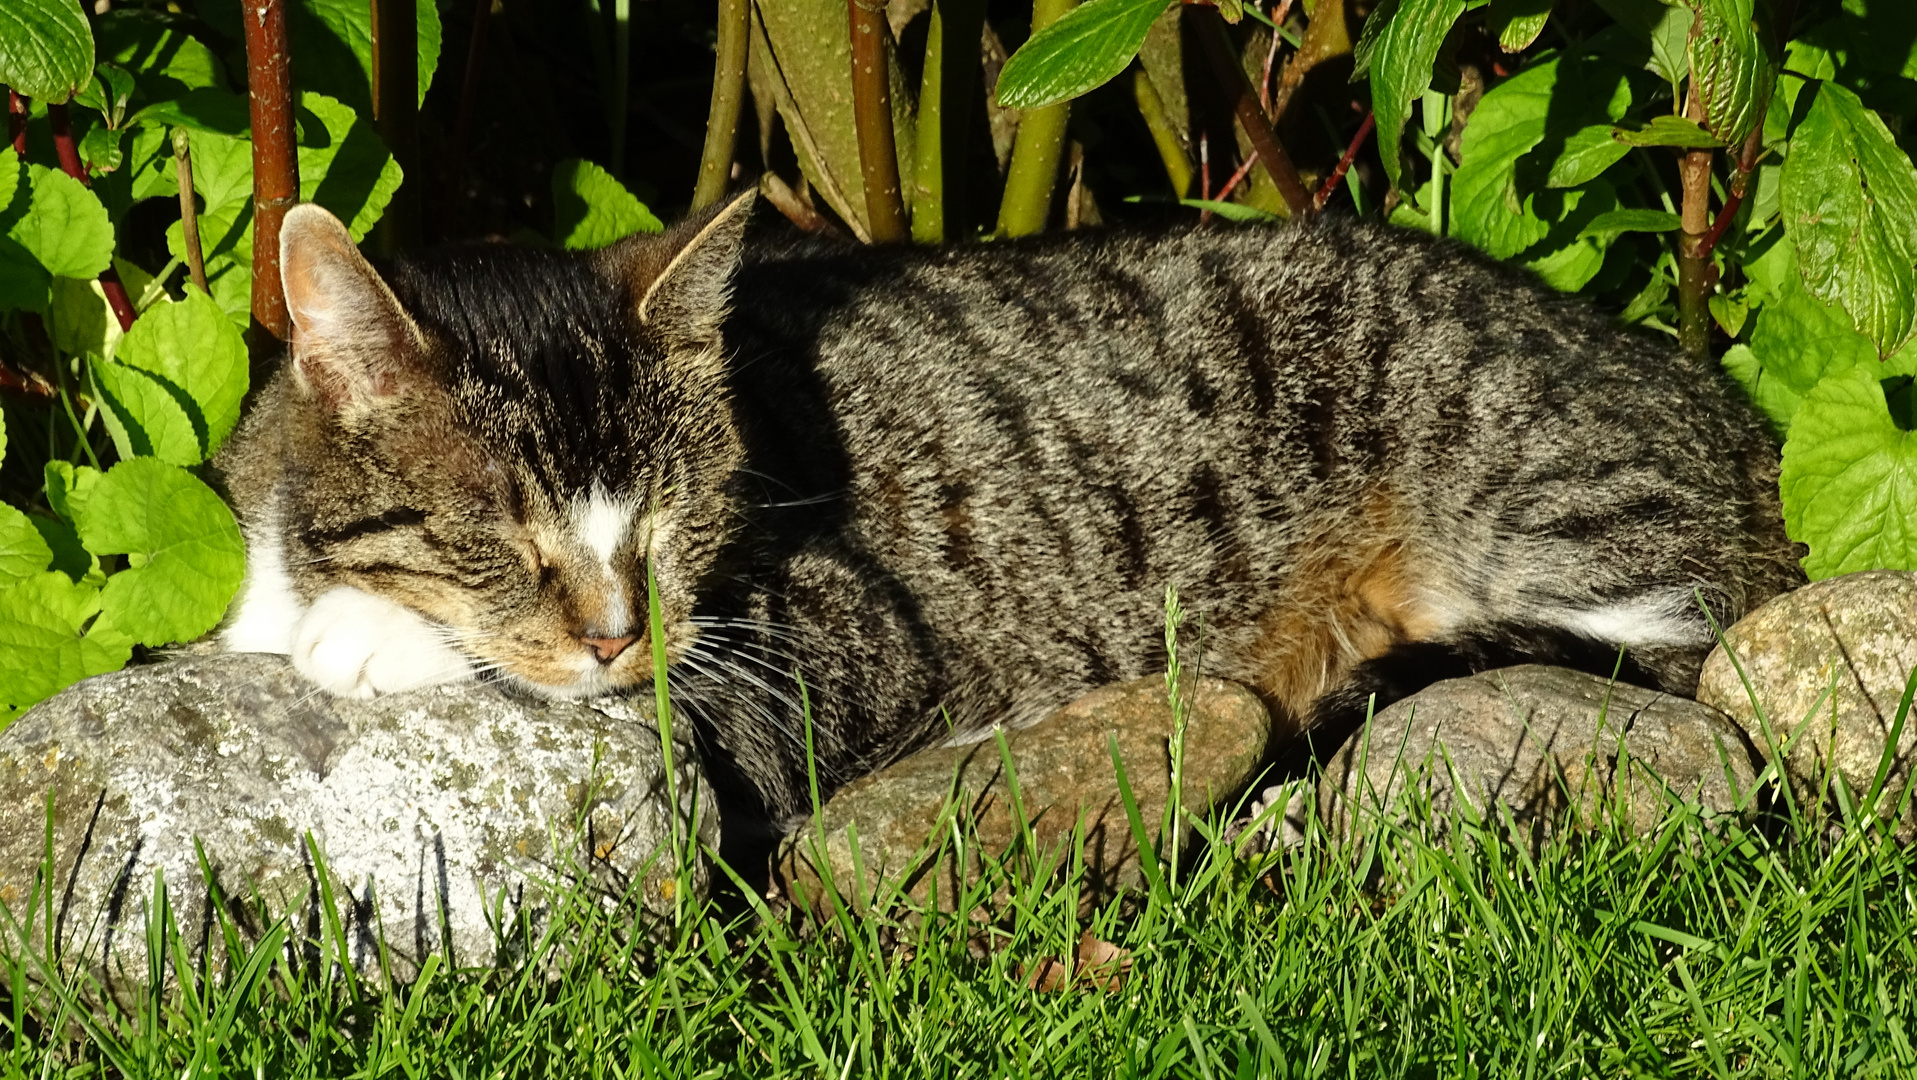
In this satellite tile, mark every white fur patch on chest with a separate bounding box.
[220,502,307,655]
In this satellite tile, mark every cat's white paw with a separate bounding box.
[291,587,476,699]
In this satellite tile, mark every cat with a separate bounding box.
[216,192,1803,829]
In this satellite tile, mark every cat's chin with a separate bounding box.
[503,669,641,702]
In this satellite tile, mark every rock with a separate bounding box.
[778,676,1271,913]
[0,654,712,999]
[1696,571,1917,838]
[1319,666,1759,842]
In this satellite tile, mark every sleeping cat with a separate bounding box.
[216,193,1802,827]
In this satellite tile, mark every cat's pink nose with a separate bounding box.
[583,635,636,663]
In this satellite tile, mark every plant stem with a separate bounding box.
[445,0,493,232]
[997,0,1078,237]
[1134,69,1193,199]
[1314,109,1373,211]
[693,0,749,211]
[171,129,210,295]
[6,89,25,153]
[1192,5,1310,218]
[46,103,137,332]
[244,0,300,345]
[911,0,985,243]
[370,0,420,249]
[850,0,908,243]
[1676,85,1714,360]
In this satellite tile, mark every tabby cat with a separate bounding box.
[217,193,1801,829]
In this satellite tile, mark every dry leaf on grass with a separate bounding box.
[1020,932,1133,993]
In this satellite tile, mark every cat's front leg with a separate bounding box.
[290,587,477,699]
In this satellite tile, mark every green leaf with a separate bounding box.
[0,146,19,217]
[1579,207,1683,239]
[93,360,203,466]
[1489,0,1554,52]
[552,158,663,250]
[78,124,123,173]
[47,274,126,359]
[73,61,136,128]
[291,0,442,118]
[130,87,252,136]
[1452,56,1631,263]
[1734,256,1889,432]
[1686,0,1776,148]
[1593,0,1693,88]
[95,9,227,101]
[182,127,254,213]
[298,90,403,242]
[1358,0,1469,197]
[43,461,101,526]
[113,288,249,457]
[1178,199,1283,223]
[0,502,53,583]
[0,570,128,716]
[0,0,95,103]
[77,458,245,647]
[1545,124,1632,187]
[1611,115,1724,148]
[1782,365,1917,578]
[995,0,1173,110]
[6,164,114,280]
[1780,81,1917,359]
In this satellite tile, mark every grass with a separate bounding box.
[5,589,1917,1076]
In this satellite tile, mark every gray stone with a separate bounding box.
[0,654,712,998]
[1318,665,1759,842]
[778,675,1271,914]
[1696,570,1917,838]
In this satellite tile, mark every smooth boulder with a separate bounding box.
[0,654,712,997]
[1697,570,1917,838]
[778,675,1271,913]
[1318,665,1759,842]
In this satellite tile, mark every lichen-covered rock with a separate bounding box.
[1319,666,1759,842]
[1696,571,1917,838]
[778,675,1270,913]
[0,654,712,997]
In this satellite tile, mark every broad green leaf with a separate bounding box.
[1593,0,1693,88]
[114,288,249,457]
[298,91,403,242]
[1780,82,1917,359]
[1545,125,1631,187]
[130,87,252,136]
[44,461,100,525]
[0,570,127,716]
[122,124,178,202]
[1452,56,1631,266]
[1579,208,1683,239]
[1179,199,1283,223]
[996,0,1172,110]
[1358,0,1469,197]
[6,164,114,280]
[1733,258,1890,432]
[28,513,102,587]
[0,146,19,216]
[78,124,123,173]
[47,275,126,359]
[183,127,254,212]
[1523,182,1622,291]
[0,0,94,103]
[73,62,135,128]
[553,158,663,250]
[0,238,50,313]
[291,0,443,118]
[95,9,226,101]
[1687,0,1776,148]
[1611,115,1723,148]
[1782,365,1917,578]
[93,360,203,466]
[1489,0,1554,52]
[0,502,53,583]
[78,458,245,646]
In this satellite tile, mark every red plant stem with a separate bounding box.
[849,0,907,242]
[445,0,492,230]
[1202,149,1260,224]
[47,103,137,331]
[1191,5,1311,217]
[1313,109,1373,210]
[0,351,57,400]
[1259,0,1293,115]
[1696,113,1769,263]
[244,0,300,343]
[7,90,26,153]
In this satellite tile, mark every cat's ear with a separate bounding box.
[279,203,424,414]
[603,190,754,352]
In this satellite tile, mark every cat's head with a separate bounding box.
[267,194,754,698]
